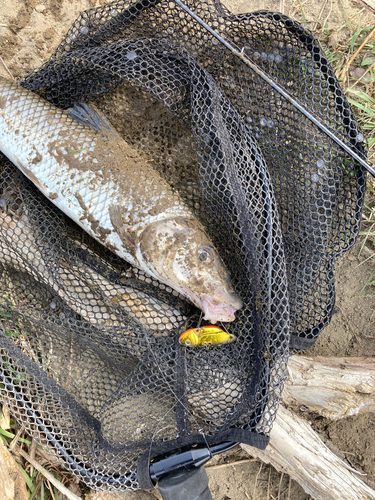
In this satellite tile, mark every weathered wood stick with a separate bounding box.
[241,405,375,500]
[284,355,375,419]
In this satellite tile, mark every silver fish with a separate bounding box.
[0,77,242,323]
[0,211,187,335]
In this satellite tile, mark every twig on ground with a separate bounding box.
[313,0,328,31]
[298,0,309,27]
[277,472,284,500]
[0,55,14,80]
[8,425,25,452]
[206,458,256,471]
[356,252,375,267]
[355,0,375,14]
[253,462,263,499]
[287,476,292,499]
[36,448,72,483]
[352,60,375,87]
[341,26,375,80]
[18,449,82,500]
[322,0,334,34]
[47,479,56,500]
[337,306,361,343]
[29,479,43,500]
[29,438,38,477]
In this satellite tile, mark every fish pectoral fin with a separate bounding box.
[68,102,120,139]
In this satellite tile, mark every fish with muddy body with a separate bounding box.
[0,211,187,336]
[0,77,242,323]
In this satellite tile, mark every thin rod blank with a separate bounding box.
[173,0,375,177]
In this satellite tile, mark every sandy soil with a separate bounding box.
[0,0,374,499]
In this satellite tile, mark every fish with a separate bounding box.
[0,77,242,323]
[179,325,236,346]
[0,211,187,337]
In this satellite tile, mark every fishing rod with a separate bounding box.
[173,0,375,177]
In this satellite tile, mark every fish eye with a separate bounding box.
[198,247,214,263]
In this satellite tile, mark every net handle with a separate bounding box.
[158,467,213,500]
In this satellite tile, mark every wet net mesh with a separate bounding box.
[0,0,366,491]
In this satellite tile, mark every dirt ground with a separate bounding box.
[0,0,375,499]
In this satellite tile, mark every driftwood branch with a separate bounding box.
[242,405,375,500]
[284,356,375,419]
[241,356,375,500]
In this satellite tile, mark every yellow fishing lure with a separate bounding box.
[179,325,236,347]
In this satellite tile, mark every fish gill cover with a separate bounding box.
[0,0,366,491]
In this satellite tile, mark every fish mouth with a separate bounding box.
[200,295,242,324]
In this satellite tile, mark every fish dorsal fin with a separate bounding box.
[68,102,120,139]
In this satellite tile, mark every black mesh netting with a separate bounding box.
[0,0,367,491]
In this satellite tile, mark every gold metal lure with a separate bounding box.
[179,325,236,347]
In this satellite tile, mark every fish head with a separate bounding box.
[139,217,243,323]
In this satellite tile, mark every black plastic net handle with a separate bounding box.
[158,467,213,500]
